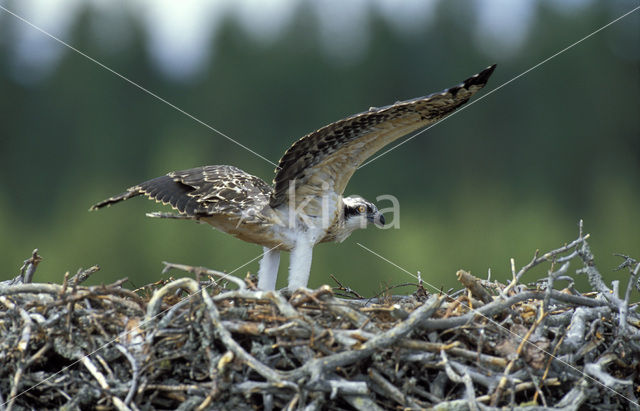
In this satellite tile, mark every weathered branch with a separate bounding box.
[2,223,639,409]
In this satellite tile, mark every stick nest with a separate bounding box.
[1,223,639,410]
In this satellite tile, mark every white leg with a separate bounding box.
[288,240,314,290]
[257,247,280,290]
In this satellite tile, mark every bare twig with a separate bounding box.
[163,261,246,290]
[618,261,640,334]
[2,224,639,409]
[115,344,140,405]
[20,249,42,284]
[69,265,101,286]
[329,274,364,299]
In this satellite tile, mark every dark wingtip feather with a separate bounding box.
[137,175,194,212]
[89,190,140,211]
[447,64,496,98]
[464,64,496,88]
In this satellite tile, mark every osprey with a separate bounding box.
[91,65,495,290]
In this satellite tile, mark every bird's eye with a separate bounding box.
[358,205,366,214]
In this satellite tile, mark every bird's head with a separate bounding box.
[342,195,385,233]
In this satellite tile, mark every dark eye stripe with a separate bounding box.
[344,205,360,218]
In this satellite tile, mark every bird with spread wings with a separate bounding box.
[91,64,496,290]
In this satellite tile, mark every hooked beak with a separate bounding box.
[368,212,385,227]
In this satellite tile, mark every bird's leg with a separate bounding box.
[257,247,280,290]
[288,239,314,290]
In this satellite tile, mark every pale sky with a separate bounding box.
[0,0,598,81]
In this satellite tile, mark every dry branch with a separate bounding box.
[0,222,638,409]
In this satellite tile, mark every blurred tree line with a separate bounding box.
[0,0,638,295]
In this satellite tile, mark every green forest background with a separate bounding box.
[1,1,638,296]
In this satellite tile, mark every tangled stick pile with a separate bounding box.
[0,223,638,410]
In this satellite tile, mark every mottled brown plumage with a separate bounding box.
[91,165,273,224]
[91,65,496,290]
[270,64,496,208]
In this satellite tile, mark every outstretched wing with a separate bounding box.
[91,165,273,223]
[270,64,496,208]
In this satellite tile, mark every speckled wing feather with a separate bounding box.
[90,165,273,224]
[270,64,496,208]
